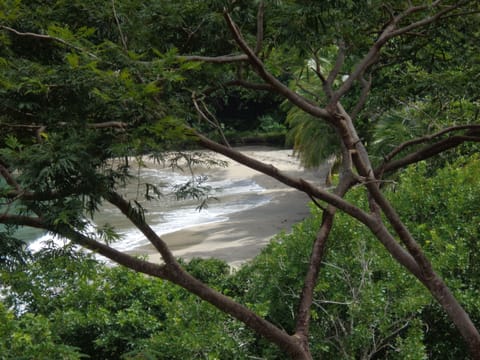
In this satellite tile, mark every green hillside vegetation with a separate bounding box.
[2,155,480,359]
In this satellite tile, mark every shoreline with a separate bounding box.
[126,147,329,267]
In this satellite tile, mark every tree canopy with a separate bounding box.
[1,1,480,359]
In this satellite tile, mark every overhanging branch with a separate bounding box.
[377,133,480,177]
[383,124,480,163]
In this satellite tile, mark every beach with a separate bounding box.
[127,147,329,267]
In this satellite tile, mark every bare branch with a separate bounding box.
[181,18,207,51]
[202,78,274,97]
[377,134,480,177]
[192,92,231,147]
[310,49,330,96]
[0,164,21,192]
[0,25,98,58]
[350,75,372,120]
[0,121,127,131]
[255,1,265,55]
[297,83,322,103]
[89,121,128,129]
[179,54,248,63]
[224,79,274,91]
[383,124,480,164]
[112,0,128,51]
[294,173,354,342]
[389,1,464,39]
[326,41,346,91]
[105,191,178,265]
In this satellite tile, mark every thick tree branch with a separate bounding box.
[92,198,317,358]
[164,263,311,360]
[294,173,354,345]
[330,101,480,355]
[56,225,170,279]
[223,10,331,121]
[105,191,178,265]
[0,188,313,359]
[350,75,372,120]
[0,214,45,228]
[0,164,21,192]
[377,133,480,177]
[196,132,421,277]
[363,177,480,355]
[383,124,480,163]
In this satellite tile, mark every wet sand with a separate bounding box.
[127,147,329,267]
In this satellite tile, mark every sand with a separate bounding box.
[127,147,330,267]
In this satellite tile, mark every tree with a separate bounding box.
[1,1,480,359]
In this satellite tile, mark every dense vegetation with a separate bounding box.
[1,0,479,359]
[2,156,480,358]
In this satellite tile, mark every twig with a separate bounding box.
[112,0,128,51]
[179,54,248,63]
[192,92,231,147]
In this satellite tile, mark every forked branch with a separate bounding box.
[332,1,466,105]
[374,134,480,178]
[223,10,331,121]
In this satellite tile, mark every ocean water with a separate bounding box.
[27,165,270,253]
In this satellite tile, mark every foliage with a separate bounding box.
[1,157,480,358]
[267,1,480,168]
[231,155,480,358]
[1,1,480,359]
[0,250,247,359]
[0,302,84,360]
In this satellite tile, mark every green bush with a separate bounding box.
[231,155,480,359]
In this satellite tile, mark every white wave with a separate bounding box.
[26,169,271,254]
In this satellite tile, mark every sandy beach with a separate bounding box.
[127,147,329,267]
